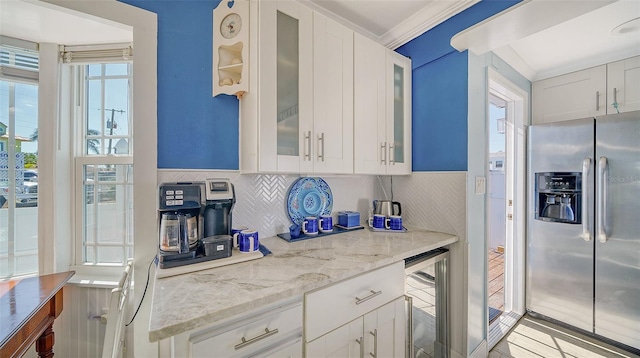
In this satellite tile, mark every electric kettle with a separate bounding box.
[373,200,402,217]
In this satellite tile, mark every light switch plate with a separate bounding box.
[475,176,486,194]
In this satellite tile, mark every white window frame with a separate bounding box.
[70,62,134,271]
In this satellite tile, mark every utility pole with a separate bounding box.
[105,108,125,155]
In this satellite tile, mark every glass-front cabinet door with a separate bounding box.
[257,0,312,173]
[386,50,411,175]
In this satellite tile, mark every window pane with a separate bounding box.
[0,80,38,279]
[88,64,102,77]
[97,247,124,264]
[82,164,133,264]
[105,63,128,76]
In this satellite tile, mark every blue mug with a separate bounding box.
[319,215,333,233]
[388,215,403,230]
[231,226,248,236]
[368,214,386,229]
[303,216,319,235]
[233,230,259,253]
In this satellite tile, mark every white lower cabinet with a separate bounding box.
[363,297,405,358]
[306,317,364,357]
[304,262,406,357]
[187,299,303,358]
[306,297,405,358]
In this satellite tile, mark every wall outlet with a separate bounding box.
[475,176,486,194]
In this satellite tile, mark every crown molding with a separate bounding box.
[298,0,479,49]
[382,0,479,49]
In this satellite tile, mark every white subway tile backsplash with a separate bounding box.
[157,171,466,239]
[377,172,467,240]
[157,171,378,238]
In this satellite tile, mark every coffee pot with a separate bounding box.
[373,200,402,217]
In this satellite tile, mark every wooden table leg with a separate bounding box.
[35,324,55,358]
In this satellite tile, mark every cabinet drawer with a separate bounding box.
[190,302,302,358]
[305,261,404,342]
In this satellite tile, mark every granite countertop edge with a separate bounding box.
[148,227,458,342]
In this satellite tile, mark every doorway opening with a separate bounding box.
[486,68,528,349]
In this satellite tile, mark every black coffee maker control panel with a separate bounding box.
[159,183,203,210]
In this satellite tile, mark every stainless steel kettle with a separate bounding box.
[373,200,402,217]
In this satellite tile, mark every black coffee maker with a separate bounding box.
[157,180,235,269]
[158,182,205,268]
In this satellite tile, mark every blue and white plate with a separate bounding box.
[286,177,333,226]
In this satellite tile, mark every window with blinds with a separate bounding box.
[0,37,39,82]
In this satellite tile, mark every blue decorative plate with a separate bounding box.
[286,177,333,225]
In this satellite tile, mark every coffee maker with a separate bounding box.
[157,180,235,269]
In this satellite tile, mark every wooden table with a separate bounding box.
[0,271,74,358]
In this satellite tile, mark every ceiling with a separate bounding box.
[452,0,640,81]
[0,0,476,49]
[2,0,638,82]
[303,0,479,48]
[0,0,132,45]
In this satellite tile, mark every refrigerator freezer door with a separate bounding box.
[594,111,640,350]
[526,118,595,332]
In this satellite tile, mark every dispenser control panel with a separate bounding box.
[205,178,234,201]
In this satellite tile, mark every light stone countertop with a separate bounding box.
[148,227,458,342]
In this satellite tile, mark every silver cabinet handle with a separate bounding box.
[369,329,378,357]
[380,142,387,165]
[304,131,311,160]
[318,132,325,161]
[389,144,394,165]
[597,156,608,243]
[356,337,364,358]
[234,328,279,350]
[355,290,382,305]
[613,87,617,106]
[582,157,592,242]
[596,91,600,111]
[405,295,413,358]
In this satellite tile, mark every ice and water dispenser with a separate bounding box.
[534,172,582,224]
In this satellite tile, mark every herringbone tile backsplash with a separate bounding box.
[157,170,466,239]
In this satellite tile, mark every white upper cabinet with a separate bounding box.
[240,1,353,174]
[241,0,312,173]
[607,56,640,114]
[241,0,409,175]
[313,12,354,174]
[532,56,640,124]
[354,34,412,175]
[532,65,606,124]
[385,50,412,175]
[354,34,386,175]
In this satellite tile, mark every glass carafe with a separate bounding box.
[159,212,180,252]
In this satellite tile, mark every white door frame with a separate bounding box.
[487,67,528,346]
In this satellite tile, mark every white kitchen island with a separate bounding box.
[149,227,458,356]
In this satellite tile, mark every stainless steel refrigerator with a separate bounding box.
[526,111,640,351]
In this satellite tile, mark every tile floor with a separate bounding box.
[488,249,505,320]
[489,314,640,358]
[487,249,639,358]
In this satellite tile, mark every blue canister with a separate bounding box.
[338,211,360,227]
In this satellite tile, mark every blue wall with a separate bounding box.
[396,0,522,171]
[119,0,239,169]
[120,0,522,171]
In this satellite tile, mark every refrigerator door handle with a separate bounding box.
[597,156,608,243]
[582,158,592,242]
